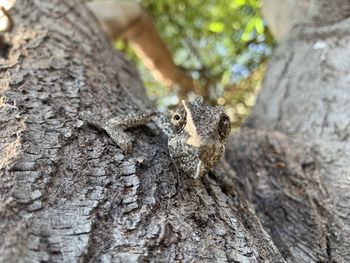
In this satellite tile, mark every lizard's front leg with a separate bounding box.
[81,111,155,153]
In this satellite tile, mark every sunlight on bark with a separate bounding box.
[0,0,15,31]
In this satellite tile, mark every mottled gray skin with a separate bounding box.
[82,94,231,178]
[167,95,231,178]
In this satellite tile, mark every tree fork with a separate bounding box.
[0,1,285,262]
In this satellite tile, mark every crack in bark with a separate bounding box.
[275,50,294,131]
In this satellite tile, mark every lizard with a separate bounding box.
[81,94,231,179]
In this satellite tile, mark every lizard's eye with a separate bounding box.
[218,113,231,141]
[171,106,187,133]
[173,114,181,121]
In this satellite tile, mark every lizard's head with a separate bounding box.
[168,94,231,179]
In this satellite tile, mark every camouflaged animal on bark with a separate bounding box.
[82,94,231,179]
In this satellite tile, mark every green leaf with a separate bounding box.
[254,17,264,35]
[221,70,231,86]
[235,0,246,6]
[208,22,225,33]
[241,16,256,41]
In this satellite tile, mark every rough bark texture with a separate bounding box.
[0,1,285,262]
[227,1,350,262]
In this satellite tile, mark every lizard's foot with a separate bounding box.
[104,126,133,153]
[80,111,155,154]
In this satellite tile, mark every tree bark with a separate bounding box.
[261,0,350,42]
[0,1,284,262]
[228,1,350,262]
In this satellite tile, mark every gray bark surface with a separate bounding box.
[230,1,350,262]
[0,1,285,262]
[262,0,350,41]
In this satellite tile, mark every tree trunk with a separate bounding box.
[261,0,350,42]
[227,1,350,262]
[0,1,284,262]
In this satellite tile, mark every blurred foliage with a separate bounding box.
[116,0,275,128]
